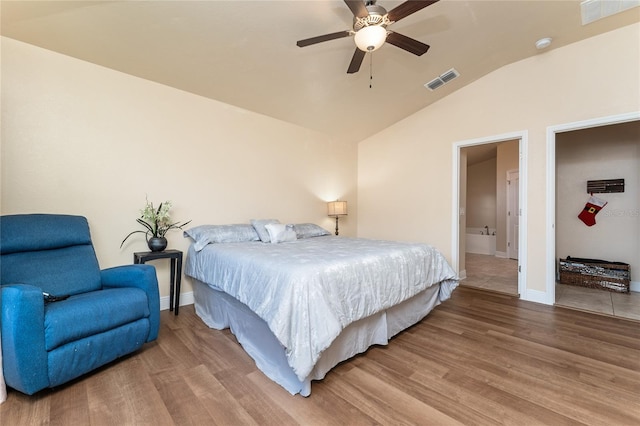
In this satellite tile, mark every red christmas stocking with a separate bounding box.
[578,195,607,226]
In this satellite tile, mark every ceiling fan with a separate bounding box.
[296,0,439,74]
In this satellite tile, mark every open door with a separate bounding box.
[507,169,519,260]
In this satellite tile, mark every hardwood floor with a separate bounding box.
[2,286,639,425]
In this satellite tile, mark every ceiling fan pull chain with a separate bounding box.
[369,53,373,89]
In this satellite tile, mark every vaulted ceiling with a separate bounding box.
[2,1,638,143]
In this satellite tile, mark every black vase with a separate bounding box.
[147,236,167,252]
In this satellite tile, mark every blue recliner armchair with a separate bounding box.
[0,214,160,395]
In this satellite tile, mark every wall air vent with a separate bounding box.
[580,0,640,25]
[424,68,459,91]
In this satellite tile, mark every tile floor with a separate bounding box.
[555,282,640,321]
[462,253,640,321]
[461,253,518,295]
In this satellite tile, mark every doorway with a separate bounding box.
[452,131,528,299]
[546,112,640,319]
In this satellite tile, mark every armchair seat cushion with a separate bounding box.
[44,288,150,351]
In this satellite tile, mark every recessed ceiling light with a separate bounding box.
[535,37,552,50]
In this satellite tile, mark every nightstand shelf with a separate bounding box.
[134,249,183,315]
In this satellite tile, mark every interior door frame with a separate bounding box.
[545,111,640,305]
[452,130,528,299]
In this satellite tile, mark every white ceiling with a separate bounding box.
[2,0,639,143]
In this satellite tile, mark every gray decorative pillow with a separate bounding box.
[251,219,280,242]
[294,223,331,239]
[184,224,259,251]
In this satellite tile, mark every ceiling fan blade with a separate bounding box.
[387,0,439,23]
[296,31,352,47]
[347,48,366,74]
[344,0,369,18]
[386,31,430,56]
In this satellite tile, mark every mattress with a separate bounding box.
[185,236,458,395]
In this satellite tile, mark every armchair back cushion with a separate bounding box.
[1,214,101,296]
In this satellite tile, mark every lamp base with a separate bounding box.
[335,216,339,236]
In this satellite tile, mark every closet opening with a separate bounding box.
[547,113,639,319]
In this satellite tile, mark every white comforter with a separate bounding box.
[185,236,458,382]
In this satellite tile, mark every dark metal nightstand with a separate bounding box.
[133,249,183,315]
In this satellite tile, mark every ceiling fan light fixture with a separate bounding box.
[354,25,387,52]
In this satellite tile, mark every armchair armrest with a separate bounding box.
[101,265,160,342]
[1,284,49,395]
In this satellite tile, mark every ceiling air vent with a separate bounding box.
[425,78,445,91]
[424,68,459,91]
[580,0,640,25]
[440,68,459,83]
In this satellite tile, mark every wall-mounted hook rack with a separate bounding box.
[586,178,624,194]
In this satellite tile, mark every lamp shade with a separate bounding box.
[327,201,348,216]
[354,25,387,52]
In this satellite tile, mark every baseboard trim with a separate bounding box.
[458,269,467,280]
[160,291,194,311]
[494,251,507,258]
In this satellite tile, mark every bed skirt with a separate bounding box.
[193,279,443,396]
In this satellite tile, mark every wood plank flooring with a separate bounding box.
[2,286,639,425]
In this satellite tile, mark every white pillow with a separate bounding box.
[251,219,280,242]
[265,223,297,244]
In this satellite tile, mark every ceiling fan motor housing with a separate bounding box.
[354,4,390,31]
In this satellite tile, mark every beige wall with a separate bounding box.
[460,140,518,257]
[556,121,639,283]
[358,24,640,299]
[466,157,496,230]
[1,37,358,300]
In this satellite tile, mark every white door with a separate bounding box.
[507,170,519,260]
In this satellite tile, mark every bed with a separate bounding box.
[184,222,458,396]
